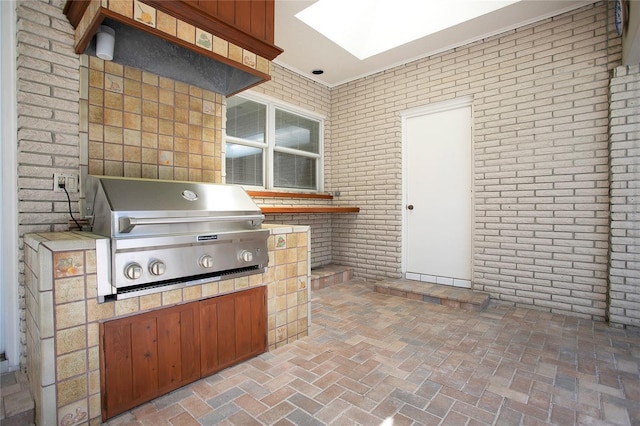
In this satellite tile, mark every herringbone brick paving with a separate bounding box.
[106,280,640,425]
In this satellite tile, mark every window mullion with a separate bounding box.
[317,121,324,192]
[266,103,275,190]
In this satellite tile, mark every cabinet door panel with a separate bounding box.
[102,302,201,420]
[250,0,268,41]
[217,297,237,367]
[194,0,273,42]
[102,323,133,419]
[217,1,236,24]
[131,318,159,400]
[179,307,200,381]
[235,1,251,33]
[250,287,266,353]
[157,311,182,389]
[199,286,266,375]
[157,307,201,391]
[235,292,253,357]
[200,298,220,376]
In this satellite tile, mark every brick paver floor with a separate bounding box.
[106,279,640,425]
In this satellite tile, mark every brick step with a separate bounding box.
[310,264,353,290]
[373,278,490,312]
[1,371,35,426]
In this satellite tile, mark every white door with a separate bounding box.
[403,99,472,287]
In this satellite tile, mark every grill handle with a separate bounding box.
[118,214,265,233]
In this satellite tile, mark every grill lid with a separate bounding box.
[85,175,265,238]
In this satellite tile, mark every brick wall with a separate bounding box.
[609,64,640,327]
[330,2,620,320]
[16,0,79,366]
[17,0,79,234]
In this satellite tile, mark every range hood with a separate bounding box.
[64,0,283,96]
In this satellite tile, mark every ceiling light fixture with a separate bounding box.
[96,25,115,61]
[296,0,521,60]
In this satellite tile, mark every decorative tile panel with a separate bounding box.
[243,50,257,69]
[133,0,154,27]
[196,29,213,51]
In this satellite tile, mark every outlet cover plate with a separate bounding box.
[53,173,78,193]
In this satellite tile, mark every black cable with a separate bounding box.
[63,186,82,230]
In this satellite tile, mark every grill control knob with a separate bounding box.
[200,255,214,269]
[241,250,253,262]
[124,263,143,280]
[149,260,166,276]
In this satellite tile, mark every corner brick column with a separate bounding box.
[608,64,640,328]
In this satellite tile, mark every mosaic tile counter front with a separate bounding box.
[24,224,310,425]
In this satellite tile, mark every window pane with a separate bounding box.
[225,143,263,186]
[226,97,266,143]
[275,109,319,154]
[274,152,316,190]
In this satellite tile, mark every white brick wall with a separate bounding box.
[17,0,79,235]
[609,64,640,327]
[16,0,79,366]
[330,2,620,320]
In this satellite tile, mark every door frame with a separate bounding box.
[400,97,474,282]
[1,0,19,372]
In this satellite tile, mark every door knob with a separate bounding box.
[407,204,414,210]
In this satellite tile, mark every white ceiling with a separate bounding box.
[273,0,598,88]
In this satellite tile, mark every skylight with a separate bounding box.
[295,0,521,60]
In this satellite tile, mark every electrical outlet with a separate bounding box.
[53,173,78,193]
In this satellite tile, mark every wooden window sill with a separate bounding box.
[260,206,360,214]
[247,190,333,200]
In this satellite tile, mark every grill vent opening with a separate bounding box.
[110,265,265,300]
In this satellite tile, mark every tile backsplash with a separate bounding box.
[81,56,224,183]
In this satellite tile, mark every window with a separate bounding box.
[225,94,323,191]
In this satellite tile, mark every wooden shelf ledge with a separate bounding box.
[249,192,359,214]
[260,206,360,214]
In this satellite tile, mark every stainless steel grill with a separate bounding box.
[85,176,269,302]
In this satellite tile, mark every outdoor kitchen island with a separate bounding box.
[23,223,310,425]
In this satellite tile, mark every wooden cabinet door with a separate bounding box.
[100,287,266,420]
[100,302,200,420]
[200,286,266,376]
